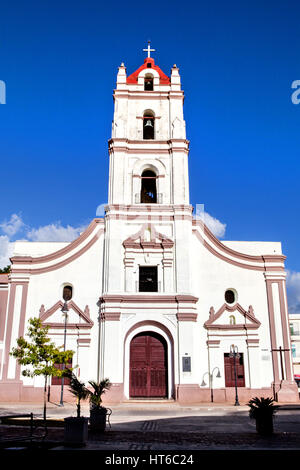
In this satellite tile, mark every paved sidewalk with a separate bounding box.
[1,401,300,450]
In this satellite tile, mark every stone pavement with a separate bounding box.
[1,401,300,450]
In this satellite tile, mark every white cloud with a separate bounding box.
[195,206,226,238]
[286,270,300,313]
[0,214,24,237]
[0,235,14,268]
[0,213,89,269]
[26,222,87,242]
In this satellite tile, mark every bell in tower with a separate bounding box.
[144,74,154,91]
[143,110,155,139]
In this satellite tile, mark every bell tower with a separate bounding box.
[103,44,193,297]
[108,45,190,206]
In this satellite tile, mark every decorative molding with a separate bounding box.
[11,219,103,265]
[246,339,260,346]
[0,274,9,284]
[204,303,261,330]
[11,229,104,275]
[192,221,286,272]
[39,300,94,330]
[77,338,91,345]
[102,312,121,321]
[99,294,198,304]
[123,223,174,250]
[207,340,220,346]
[177,313,197,322]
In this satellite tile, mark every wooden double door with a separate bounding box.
[130,332,168,398]
[224,353,245,387]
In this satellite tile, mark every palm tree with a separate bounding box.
[88,378,112,409]
[68,372,89,418]
[247,396,279,435]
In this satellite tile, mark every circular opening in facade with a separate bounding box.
[225,289,236,304]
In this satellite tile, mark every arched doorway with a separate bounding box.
[130,332,168,398]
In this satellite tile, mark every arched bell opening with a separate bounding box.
[143,110,155,139]
[144,74,154,91]
[140,169,157,203]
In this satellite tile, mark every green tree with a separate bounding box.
[0,265,11,273]
[10,317,74,423]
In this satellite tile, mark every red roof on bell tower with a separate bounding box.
[126,57,170,85]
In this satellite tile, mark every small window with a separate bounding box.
[139,266,158,292]
[147,63,152,68]
[63,285,73,301]
[292,343,296,358]
[290,323,299,335]
[225,289,235,304]
[229,315,236,325]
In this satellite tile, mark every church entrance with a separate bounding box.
[224,353,245,387]
[129,332,168,398]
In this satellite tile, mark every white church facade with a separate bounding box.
[0,49,298,404]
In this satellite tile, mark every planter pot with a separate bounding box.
[89,407,107,433]
[64,417,89,446]
[255,415,274,436]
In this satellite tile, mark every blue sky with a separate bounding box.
[0,0,300,309]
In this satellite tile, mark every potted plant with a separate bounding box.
[247,396,279,436]
[64,372,89,446]
[88,378,112,432]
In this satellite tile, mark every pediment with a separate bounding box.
[39,300,94,329]
[204,303,261,330]
[123,223,173,249]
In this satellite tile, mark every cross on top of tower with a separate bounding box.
[143,41,155,58]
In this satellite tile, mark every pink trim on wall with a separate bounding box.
[204,303,261,330]
[193,229,285,272]
[11,229,104,275]
[124,320,175,399]
[177,313,197,322]
[2,283,17,380]
[193,221,286,266]
[123,223,174,249]
[278,281,294,381]
[246,339,260,345]
[124,320,174,344]
[0,285,9,342]
[99,294,198,304]
[0,274,9,283]
[77,338,91,344]
[207,340,220,346]
[11,219,103,265]
[15,282,29,380]
[265,279,280,386]
[107,204,193,213]
[103,312,121,321]
[40,300,94,329]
